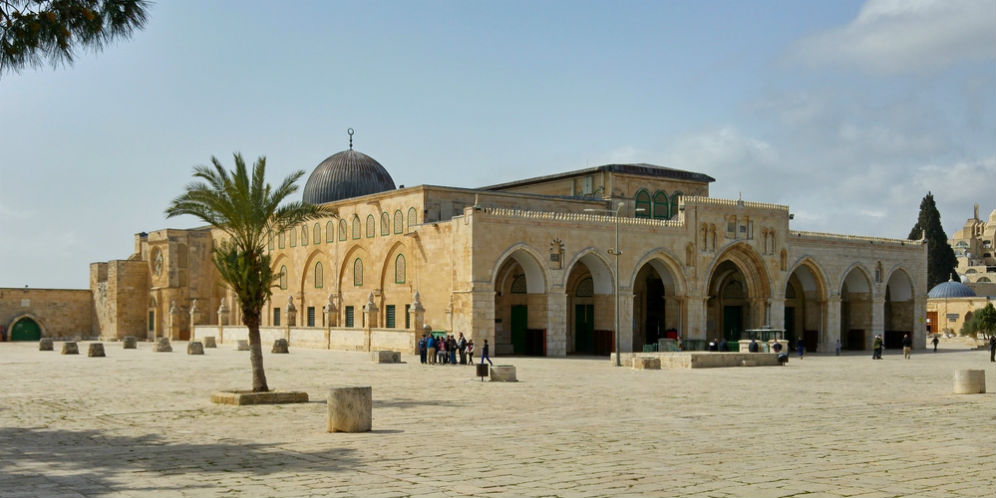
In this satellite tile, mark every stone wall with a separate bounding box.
[0,288,94,339]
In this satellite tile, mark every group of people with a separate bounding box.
[417,332,493,366]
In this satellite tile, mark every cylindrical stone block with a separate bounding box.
[235,340,249,351]
[61,342,79,355]
[155,338,172,353]
[122,336,137,349]
[88,343,106,357]
[490,365,517,382]
[203,336,217,348]
[39,338,54,351]
[272,338,289,354]
[327,386,372,433]
[953,369,986,394]
[187,341,205,355]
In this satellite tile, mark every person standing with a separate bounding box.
[457,332,467,365]
[418,334,427,364]
[872,334,883,360]
[931,335,939,353]
[989,336,995,362]
[796,337,805,359]
[748,338,759,353]
[448,335,457,365]
[480,339,493,365]
[466,340,475,364]
[426,334,436,365]
[902,333,912,359]
[835,339,841,356]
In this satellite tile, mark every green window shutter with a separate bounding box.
[635,190,651,218]
[307,307,315,327]
[386,305,396,329]
[345,306,354,328]
[273,308,281,327]
[405,304,411,329]
[652,191,668,219]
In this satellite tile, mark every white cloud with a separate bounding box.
[790,0,995,74]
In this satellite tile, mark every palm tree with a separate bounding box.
[166,153,324,392]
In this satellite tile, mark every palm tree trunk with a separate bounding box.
[245,313,269,392]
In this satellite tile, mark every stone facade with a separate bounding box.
[0,288,94,339]
[950,203,996,290]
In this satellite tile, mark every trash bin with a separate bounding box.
[475,363,489,381]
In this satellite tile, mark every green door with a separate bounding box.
[575,304,594,354]
[511,305,528,354]
[10,318,41,341]
[722,306,743,345]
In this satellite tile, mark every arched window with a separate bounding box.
[267,231,274,250]
[652,191,668,219]
[279,265,287,290]
[313,223,321,245]
[301,225,308,246]
[381,212,390,236]
[326,221,335,243]
[366,214,375,238]
[339,219,347,241]
[353,258,363,287]
[314,262,323,289]
[634,189,651,218]
[669,192,682,220]
[395,254,406,284]
[407,207,417,227]
[575,277,593,297]
[289,227,297,247]
[510,275,527,294]
[279,231,285,249]
[394,210,404,234]
[351,216,361,239]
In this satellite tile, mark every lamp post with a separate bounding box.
[586,201,642,366]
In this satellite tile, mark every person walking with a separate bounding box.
[872,334,883,360]
[466,340,475,364]
[902,333,912,359]
[835,339,841,356]
[426,334,436,365]
[931,335,939,353]
[480,339,493,365]
[796,337,805,359]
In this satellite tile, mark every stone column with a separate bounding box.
[362,292,378,351]
[825,295,841,350]
[617,291,635,354]
[285,295,296,342]
[322,293,336,350]
[768,297,785,330]
[168,299,180,340]
[408,291,426,352]
[545,289,568,357]
[870,296,885,350]
[188,299,199,340]
[684,296,708,341]
[467,288,495,350]
[217,299,229,344]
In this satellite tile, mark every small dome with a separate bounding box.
[302,131,395,204]
[928,279,976,299]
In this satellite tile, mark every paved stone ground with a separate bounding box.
[0,340,993,498]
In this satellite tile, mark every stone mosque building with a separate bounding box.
[1,135,929,354]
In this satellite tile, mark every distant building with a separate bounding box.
[949,203,996,297]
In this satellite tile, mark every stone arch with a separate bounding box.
[562,248,613,295]
[883,267,915,349]
[489,243,548,295]
[377,241,412,329]
[563,248,614,355]
[7,313,46,341]
[839,264,873,350]
[631,249,688,352]
[784,258,830,352]
[491,244,549,356]
[298,249,330,327]
[704,242,772,346]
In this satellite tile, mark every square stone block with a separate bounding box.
[187,341,205,355]
[211,390,309,405]
[39,338,54,351]
[88,343,106,357]
[61,342,79,355]
[235,340,249,351]
[203,336,217,348]
[371,351,401,363]
[122,336,137,349]
[490,365,517,382]
[632,357,661,370]
[155,338,172,353]
[327,386,372,433]
[272,339,289,354]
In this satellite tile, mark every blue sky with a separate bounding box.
[1,0,994,289]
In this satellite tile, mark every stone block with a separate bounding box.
[122,336,137,349]
[631,357,661,370]
[490,365,517,382]
[211,390,309,405]
[39,338,53,351]
[61,342,79,355]
[953,369,986,394]
[235,340,249,351]
[155,338,172,353]
[272,338,289,354]
[88,343,106,357]
[203,336,217,348]
[187,341,205,355]
[327,386,372,433]
[371,351,401,363]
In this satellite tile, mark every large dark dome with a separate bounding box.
[302,146,395,205]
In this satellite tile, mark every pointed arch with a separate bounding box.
[703,242,771,299]
[351,215,361,240]
[652,191,669,219]
[394,210,404,234]
[378,240,413,290]
[326,220,335,243]
[7,313,47,340]
[366,214,376,238]
[338,218,347,241]
[488,243,549,294]
[381,212,390,236]
[407,207,418,227]
[838,263,872,295]
[784,257,829,301]
[634,189,651,219]
[630,248,688,296]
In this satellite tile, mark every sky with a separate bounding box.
[1,0,994,289]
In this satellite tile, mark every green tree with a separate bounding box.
[1,0,149,77]
[166,154,324,392]
[908,192,958,290]
[959,310,980,338]
[977,302,996,341]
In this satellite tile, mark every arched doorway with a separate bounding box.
[493,248,547,356]
[884,269,914,349]
[565,251,613,355]
[632,258,683,352]
[706,246,770,350]
[840,267,872,350]
[10,317,42,341]
[785,262,827,352]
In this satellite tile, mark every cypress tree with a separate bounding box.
[908,192,959,289]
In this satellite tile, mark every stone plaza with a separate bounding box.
[0,341,992,498]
